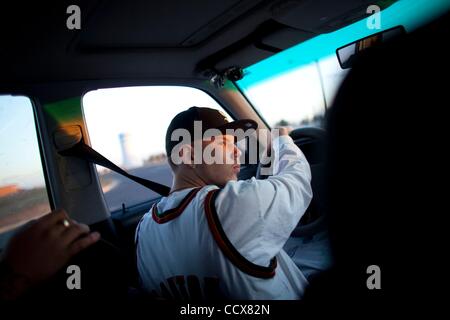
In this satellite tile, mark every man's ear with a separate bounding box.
[179,144,195,168]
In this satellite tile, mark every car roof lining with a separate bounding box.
[0,0,378,86]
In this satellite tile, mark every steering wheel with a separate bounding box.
[256,127,326,179]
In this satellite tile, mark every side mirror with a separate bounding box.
[336,26,406,69]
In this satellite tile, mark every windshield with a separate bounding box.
[236,0,450,128]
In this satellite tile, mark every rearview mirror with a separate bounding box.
[336,26,405,69]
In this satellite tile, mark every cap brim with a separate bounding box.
[216,119,258,140]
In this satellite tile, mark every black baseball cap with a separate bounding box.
[165,106,257,157]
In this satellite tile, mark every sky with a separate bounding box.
[241,54,348,126]
[83,86,228,167]
[0,95,46,189]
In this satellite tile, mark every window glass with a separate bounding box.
[235,0,450,128]
[83,86,230,213]
[237,54,349,128]
[0,95,50,234]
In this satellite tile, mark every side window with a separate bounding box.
[82,86,230,214]
[0,95,51,234]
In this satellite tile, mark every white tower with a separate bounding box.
[119,132,140,169]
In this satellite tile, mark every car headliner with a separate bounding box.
[1,0,380,87]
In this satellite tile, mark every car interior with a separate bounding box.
[1,0,449,304]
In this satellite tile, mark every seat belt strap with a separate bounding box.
[58,141,170,196]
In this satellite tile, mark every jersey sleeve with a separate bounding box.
[213,135,313,266]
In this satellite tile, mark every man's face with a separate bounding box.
[196,134,241,187]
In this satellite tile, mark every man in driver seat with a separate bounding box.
[135,107,312,300]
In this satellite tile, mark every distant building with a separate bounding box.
[0,185,20,197]
[119,132,141,169]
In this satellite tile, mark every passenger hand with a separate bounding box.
[1,209,100,300]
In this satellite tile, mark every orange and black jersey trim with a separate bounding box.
[152,187,202,224]
[204,188,277,279]
[151,186,277,279]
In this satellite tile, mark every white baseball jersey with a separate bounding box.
[135,135,313,300]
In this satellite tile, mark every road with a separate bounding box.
[100,163,173,213]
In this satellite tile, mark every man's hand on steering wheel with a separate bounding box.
[256,126,293,179]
